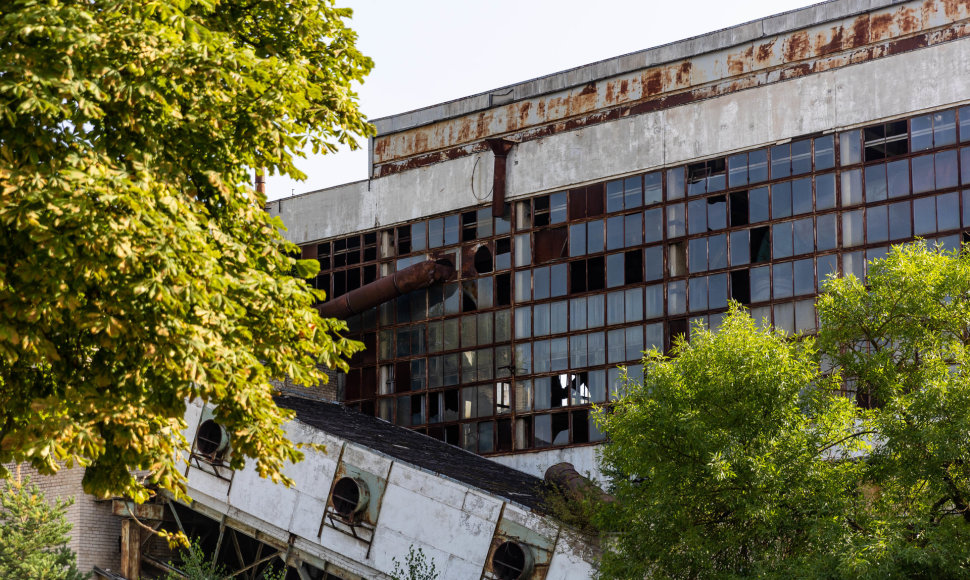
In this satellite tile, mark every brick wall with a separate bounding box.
[3,463,121,575]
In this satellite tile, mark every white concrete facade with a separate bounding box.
[182,402,598,579]
[272,33,970,245]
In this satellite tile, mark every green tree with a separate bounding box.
[162,538,285,580]
[0,0,371,501]
[596,242,970,578]
[0,476,87,580]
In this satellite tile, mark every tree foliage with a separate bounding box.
[0,0,371,500]
[596,243,970,578]
[0,476,87,580]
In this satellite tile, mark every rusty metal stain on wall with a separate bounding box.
[372,0,970,174]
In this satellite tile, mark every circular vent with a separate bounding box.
[196,420,229,456]
[331,477,370,519]
[492,541,534,580]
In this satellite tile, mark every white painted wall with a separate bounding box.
[183,402,598,579]
[489,445,606,486]
[273,37,970,246]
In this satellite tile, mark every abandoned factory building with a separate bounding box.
[271,0,970,482]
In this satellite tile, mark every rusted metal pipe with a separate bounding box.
[486,139,515,218]
[318,259,454,320]
[544,462,614,504]
[255,170,266,195]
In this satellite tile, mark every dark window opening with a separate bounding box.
[864,120,908,161]
[363,264,377,284]
[397,226,411,255]
[552,412,570,445]
[333,271,347,297]
[586,183,605,217]
[474,246,493,274]
[534,227,568,264]
[730,270,751,305]
[572,410,590,444]
[668,318,688,352]
[462,211,477,242]
[496,273,511,306]
[346,268,361,292]
[569,188,587,219]
[570,260,587,293]
[750,226,771,263]
[497,419,513,452]
[730,191,749,226]
[444,390,460,422]
[533,195,551,227]
[444,424,460,446]
[462,280,478,312]
[624,250,643,284]
[495,237,512,270]
[587,256,605,291]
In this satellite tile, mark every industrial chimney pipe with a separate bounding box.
[317,259,454,320]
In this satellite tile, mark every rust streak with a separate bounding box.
[941,0,970,19]
[847,15,871,48]
[644,69,663,96]
[898,6,920,34]
[727,45,753,76]
[676,61,692,86]
[756,41,774,65]
[783,30,810,61]
[517,101,532,127]
[371,17,970,171]
[816,26,844,55]
[871,12,893,40]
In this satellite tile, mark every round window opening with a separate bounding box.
[493,541,533,580]
[332,477,368,519]
[196,420,228,456]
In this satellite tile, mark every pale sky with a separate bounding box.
[265,0,821,200]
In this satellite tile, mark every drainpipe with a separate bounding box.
[486,138,516,218]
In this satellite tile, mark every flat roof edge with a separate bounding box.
[372,0,903,136]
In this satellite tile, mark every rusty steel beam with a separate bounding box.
[486,138,515,218]
[318,259,454,320]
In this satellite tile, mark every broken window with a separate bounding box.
[687,158,726,195]
[750,226,770,263]
[730,270,750,304]
[534,227,567,263]
[864,120,908,161]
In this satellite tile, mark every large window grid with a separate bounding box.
[303,104,970,456]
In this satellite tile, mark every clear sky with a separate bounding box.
[265,0,821,201]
